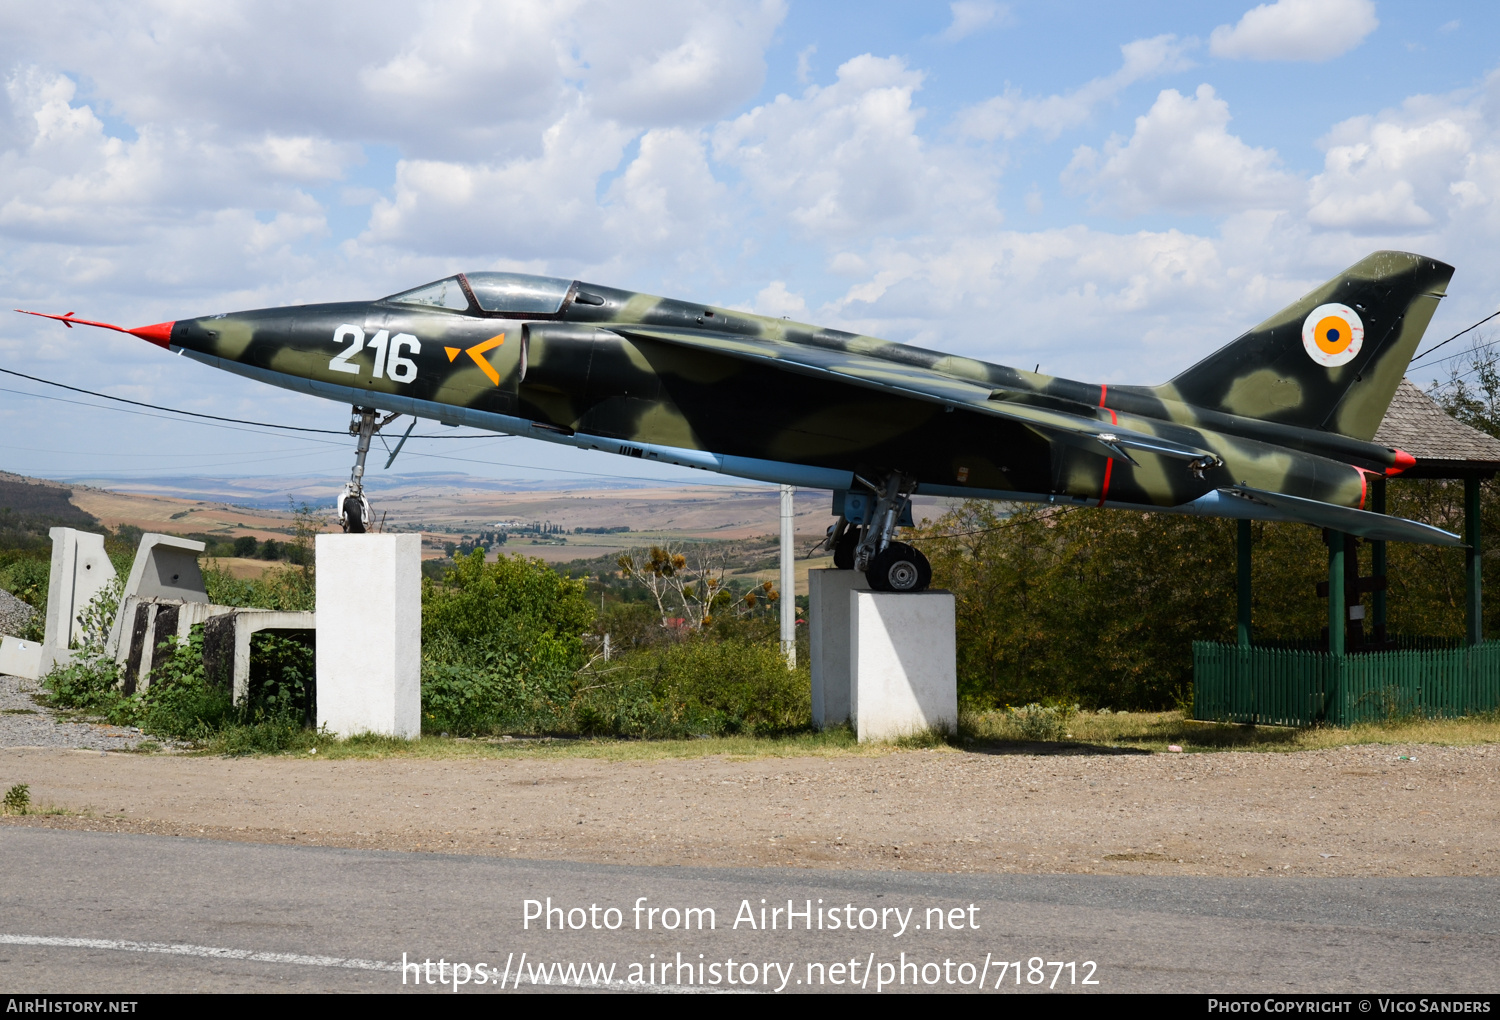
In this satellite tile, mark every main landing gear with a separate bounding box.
[337,405,401,534]
[825,472,932,592]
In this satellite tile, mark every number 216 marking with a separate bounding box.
[329,324,420,383]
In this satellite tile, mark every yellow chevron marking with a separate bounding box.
[465,333,505,386]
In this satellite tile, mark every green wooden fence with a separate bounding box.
[1193,641,1500,727]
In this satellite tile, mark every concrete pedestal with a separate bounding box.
[851,590,957,743]
[809,568,863,728]
[315,534,421,739]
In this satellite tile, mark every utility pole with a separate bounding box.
[780,484,796,668]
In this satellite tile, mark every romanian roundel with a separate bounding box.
[1301,302,1364,368]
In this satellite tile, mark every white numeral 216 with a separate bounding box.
[329,324,421,383]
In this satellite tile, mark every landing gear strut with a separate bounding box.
[824,471,932,592]
[337,406,400,534]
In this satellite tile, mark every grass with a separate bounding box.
[261,726,869,762]
[142,709,1500,761]
[960,708,1500,754]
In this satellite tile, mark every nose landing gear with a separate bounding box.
[337,406,401,534]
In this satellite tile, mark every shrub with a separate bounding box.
[3,783,30,815]
[572,639,809,738]
[418,550,595,734]
[1006,702,1077,741]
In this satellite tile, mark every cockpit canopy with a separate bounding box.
[386,272,574,316]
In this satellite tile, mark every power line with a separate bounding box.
[0,365,502,439]
[1410,309,1500,366]
[0,367,760,489]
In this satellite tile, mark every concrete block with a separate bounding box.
[43,528,116,672]
[112,597,313,699]
[809,568,864,728]
[315,534,421,739]
[0,636,43,680]
[123,534,207,602]
[108,534,208,659]
[850,590,957,743]
[230,610,316,706]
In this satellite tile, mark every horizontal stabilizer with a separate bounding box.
[1218,485,1463,546]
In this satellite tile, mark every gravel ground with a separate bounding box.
[0,672,157,751]
[1,738,1495,877]
[0,589,37,638]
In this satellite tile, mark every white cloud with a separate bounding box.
[0,0,783,161]
[1307,96,1482,232]
[362,107,636,261]
[939,1,1010,43]
[1209,0,1378,62]
[712,54,1001,238]
[748,280,810,319]
[1065,84,1299,215]
[956,34,1194,141]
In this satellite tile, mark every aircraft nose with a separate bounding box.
[128,321,176,348]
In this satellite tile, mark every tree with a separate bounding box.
[615,544,732,631]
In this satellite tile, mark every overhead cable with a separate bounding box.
[1410,308,1500,366]
[0,365,502,438]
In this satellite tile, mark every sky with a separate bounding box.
[2,0,1499,491]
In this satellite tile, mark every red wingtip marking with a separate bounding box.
[15,309,174,348]
[1386,449,1416,476]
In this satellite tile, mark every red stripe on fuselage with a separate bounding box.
[1098,388,1117,508]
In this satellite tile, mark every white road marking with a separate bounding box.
[0,934,739,991]
[0,933,397,972]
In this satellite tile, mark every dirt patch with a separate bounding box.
[0,741,1494,876]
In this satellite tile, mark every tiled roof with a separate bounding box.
[1373,377,1500,466]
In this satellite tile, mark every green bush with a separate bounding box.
[419,550,594,734]
[571,639,809,738]
[0,555,49,612]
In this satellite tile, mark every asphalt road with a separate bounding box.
[1,827,1495,994]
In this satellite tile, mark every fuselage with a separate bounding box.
[160,271,1394,514]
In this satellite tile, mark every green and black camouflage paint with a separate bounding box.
[156,251,1451,532]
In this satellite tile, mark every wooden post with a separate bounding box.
[1465,475,1482,646]
[1371,477,1387,642]
[1328,529,1345,656]
[1237,518,1252,648]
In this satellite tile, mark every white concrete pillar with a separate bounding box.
[315,534,421,739]
[779,484,796,667]
[808,568,863,728]
[43,528,116,671]
[850,589,957,743]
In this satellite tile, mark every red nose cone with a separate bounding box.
[128,321,176,348]
[1386,449,1417,476]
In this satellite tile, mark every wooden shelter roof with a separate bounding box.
[1373,378,1500,478]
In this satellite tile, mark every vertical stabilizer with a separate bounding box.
[1158,251,1453,440]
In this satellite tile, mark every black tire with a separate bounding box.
[343,496,367,534]
[833,527,859,570]
[865,541,932,592]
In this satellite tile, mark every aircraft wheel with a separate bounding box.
[833,528,859,570]
[865,542,931,592]
[342,496,367,534]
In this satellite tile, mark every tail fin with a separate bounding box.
[1158,251,1453,440]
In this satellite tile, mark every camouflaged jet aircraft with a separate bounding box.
[18,249,1461,592]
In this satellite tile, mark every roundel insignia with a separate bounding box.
[1301,302,1364,368]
